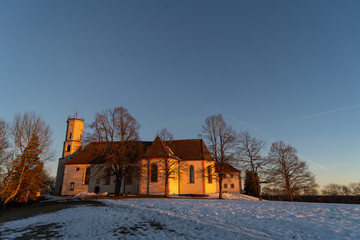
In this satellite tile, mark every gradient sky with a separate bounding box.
[1,1,360,188]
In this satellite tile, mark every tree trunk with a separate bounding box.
[257,183,262,201]
[123,178,126,194]
[115,180,119,196]
[3,160,27,205]
[115,175,122,196]
[165,175,169,197]
[219,176,223,199]
[164,157,169,197]
[288,190,293,201]
[147,159,150,196]
[285,177,293,201]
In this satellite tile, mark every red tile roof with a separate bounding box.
[65,138,214,165]
[65,141,152,165]
[143,137,214,161]
[215,162,241,173]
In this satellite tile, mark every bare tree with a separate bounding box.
[349,182,360,196]
[156,128,174,142]
[154,129,181,197]
[43,173,56,195]
[267,141,317,201]
[322,182,360,197]
[150,137,184,197]
[0,120,10,182]
[0,112,53,206]
[321,183,351,196]
[87,107,142,196]
[237,131,266,199]
[199,114,237,199]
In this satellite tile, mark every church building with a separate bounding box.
[55,117,242,196]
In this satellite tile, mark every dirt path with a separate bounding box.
[0,200,104,224]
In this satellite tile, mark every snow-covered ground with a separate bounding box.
[1,198,359,239]
[170,193,260,201]
[71,192,260,201]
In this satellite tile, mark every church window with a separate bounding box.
[231,184,234,189]
[207,166,213,183]
[224,184,227,189]
[104,170,111,185]
[70,182,75,191]
[230,174,233,178]
[75,167,80,172]
[125,172,133,185]
[189,165,194,183]
[67,145,71,152]
[84,167,91,185]
[69,133,72,139]
[151,164,158,182]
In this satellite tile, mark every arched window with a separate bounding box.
[189,165,194,183]
[69,133,72,139]
[84,167,91,185]
[67,145,71,152]
[125,172,133,185]
[207,166,213,183]
[104,169,111,185]
[151,164,158,182]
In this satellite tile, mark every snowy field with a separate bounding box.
[1,197,359,239]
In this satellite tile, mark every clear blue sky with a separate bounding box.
[1,1,360,187]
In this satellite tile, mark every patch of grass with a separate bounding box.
[0,223,64,239]
[149,220,164,230]
[113,220,167,236]
[113,223,147,236]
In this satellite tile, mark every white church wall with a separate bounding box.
[61,164,90,195]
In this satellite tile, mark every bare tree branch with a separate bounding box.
[0,119,10,182]
[156,128,174,142]
[0,112,53,206]
[266,141,318,201]
[199,114,237,199]
[87,107,142,196]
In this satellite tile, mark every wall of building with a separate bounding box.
[87,168,116,194]
[179,160,218,194]
[139,158,180,195]
[179,160,204,194]
[139,158,219,195]
[61,164,90,195]
[62,164,139,195]
[88,175,139,195]
[217,172,242,194]
[203,161,217,194]
[54,155,71,195]
[61,159,240,196]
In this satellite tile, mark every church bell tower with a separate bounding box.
[62,116,84,158]
[55,114,85,195]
